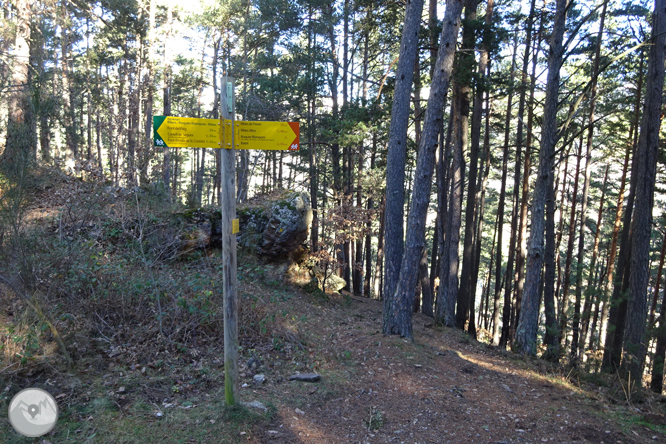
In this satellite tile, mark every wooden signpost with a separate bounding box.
[220,77,239,405]
[153,78,299,406]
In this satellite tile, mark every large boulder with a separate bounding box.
[313,266,347,292]
[255,191,312,259]
[170,191,340,290]
[172,191,312,260]
[236,206,270,251]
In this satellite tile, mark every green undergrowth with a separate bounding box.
[0,173,309,442]
[599,404,666,438]
[0,171,301,367]
[0,387,272,444]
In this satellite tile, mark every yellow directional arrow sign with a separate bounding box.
[154,116,221,148]
[154,116,299,151]
[234,121,300,151]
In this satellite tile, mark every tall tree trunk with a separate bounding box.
[515,17,543,338]
[325,4,344,286]
[470,61,493,336]
[588,249,610,355]
[602,51,645,371]
[652,225,666,393]
[511,0,538,342]
[493,36,518,345]
[211,37,221,204]
[580,165,609,354]
[419,246,433,314]
[306,6,318,252]
[139,0,155,187]
[128,68,139,185]
[428,0,442,301]
[542,150,560,361]
[571,0,608,363]
[374,197,385,300]
[386,0,463,338]
[117,59,127,186]
[354,149,364,295]
[196,148,206,205]
[364,143,377,298]
[85,16,92,162]
[554,152,570,310]
[559,139,583,351]
[32,21,49,164]
[508,6,548,348]
[475,83,493,330]
[237,3,251,203]
[440,95,465,328]
[571,139,591,361]
[652,280,666,394]
[502,26,530,347]
[2,0,33,171]
[434,109,453,323]
[457,0,486,336]
[96,113,101,170]
[597,144,631,353]
[430,211,440,297]
[428,0,438,77]
[502,133,521,346]
[382,0,426,333]
[60,0,77,159]
[649,228,666,330]
[172,152,179,199]
[483,212,499,330]
[514,0,568,356]
[621,0,666,384]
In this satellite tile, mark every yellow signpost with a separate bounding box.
[153,116,299,151]
[234,121,300,151]
[153,82,300,406]
[153,116,221,148]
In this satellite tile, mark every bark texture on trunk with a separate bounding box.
[514,0,568,356]
[2,0,34,171]
[493,36,518,345]
[621,0,666,383]
[457,0,489,337]
[382,0,426,333]
[386,0,463,338]
[571,0,608,363]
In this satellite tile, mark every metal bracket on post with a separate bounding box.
[221,77,238,406]
[227,81,234,115]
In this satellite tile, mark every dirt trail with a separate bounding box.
[247,294,665,444]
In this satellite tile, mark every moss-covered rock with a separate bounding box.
[167,190,312,263]
[256,191,312,259]
[237,207,270,252]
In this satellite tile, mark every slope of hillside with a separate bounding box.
[1,173,666,443]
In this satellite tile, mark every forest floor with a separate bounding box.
[2,172,666,443]
[3,274,666,444]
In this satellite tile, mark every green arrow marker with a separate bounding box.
[153,116,168,147]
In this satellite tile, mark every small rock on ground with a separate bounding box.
[288,373,321,382]
[242,401,267,411]
[253,374,266,385]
